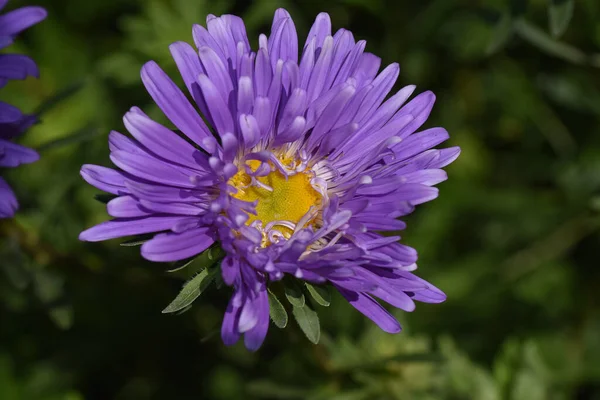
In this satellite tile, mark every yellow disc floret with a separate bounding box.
[229,159,321,239]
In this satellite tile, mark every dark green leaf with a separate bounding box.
[213,270,225,290]
[162,267,218,313]
[284,279,305,308]
[268,290,288,329]
[292,303,320,344]
[514,19,586,65]
[548,0,574,38]
[93,194,117,204]
[208,246,225,260]
[119,234,154,247]
[305,283,331,307]
[486,12,513,55]
[175,305,193,315]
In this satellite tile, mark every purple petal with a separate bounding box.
[197,73,234,135]
[0,177,17,218]
[0,101,21,123]
[140,61,216,152]
[243,288,269,351]
[269,9,298,66]
[109,150,196,188]
[0,54,38,80]
[337,288,401,333]
[393,127,450,161]
[304,12,331,51]
[0,139,39,167]
[123,108,201,168]
[140,227,214,262]
[106,195,151,218]
[221,289,243,346]
[79,216,187,242]
[0,6,46,36]
[80,165,128,195]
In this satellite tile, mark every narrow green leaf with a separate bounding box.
[162,267,217,313]
[292,303,320,344]
[486,12,512,55]
[119,234,154,247]
[284,280,305,308]
[268,290,288,329]
[175,305,193,315]
[514,19,586,65]
[93,194,117,204]
[548,0,573,38]
[200,328,220,343]
[305,283,331,307]
[167,257,196,273]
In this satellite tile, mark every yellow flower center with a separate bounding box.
[229,159,321,239]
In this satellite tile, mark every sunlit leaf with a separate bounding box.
[38,124,100,152]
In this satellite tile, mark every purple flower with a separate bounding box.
[80,9,460,350]
[0,1,46,218]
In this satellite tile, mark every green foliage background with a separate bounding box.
[2,0,600,398]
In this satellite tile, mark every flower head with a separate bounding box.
[0,1,46,218]
[80,9,460,350]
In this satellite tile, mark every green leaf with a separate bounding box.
[167,257,197,273]
[38,124,100,152]
[119,234,154,247]
[305,283,331,307]
[486,12,513,55]
[93,194,117,204]
[34,80,85,117]
[284,279,305,308]
[292,303,320,344]
[514,19,586,65]
[548,0,573,38]
[268,290,288,329]
[162,267,218,313]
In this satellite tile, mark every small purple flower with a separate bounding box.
[0,1,46,218]
[80,9,460,350]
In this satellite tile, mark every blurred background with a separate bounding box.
[2,0,600,398]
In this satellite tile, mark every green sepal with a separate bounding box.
[268,289,288,329]
[305,283,331,307]
[283,279,305,308]
[162,266,218,314]
[291,302,320,344]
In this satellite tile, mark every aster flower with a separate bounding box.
[80,9,460,350]
[0,1,46,218]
